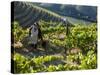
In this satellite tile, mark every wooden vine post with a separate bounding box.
[63,18,70,55]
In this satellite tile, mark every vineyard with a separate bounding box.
[12,21,97,73]
[13,1,64,27]
[11,1,97,74]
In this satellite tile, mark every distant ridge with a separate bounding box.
[36,3,97,22]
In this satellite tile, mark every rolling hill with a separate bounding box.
[35,3,97,22]
[12,1,97,27]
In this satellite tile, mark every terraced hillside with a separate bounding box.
[13,1,66,27]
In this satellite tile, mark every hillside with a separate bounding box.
[35,3,97,22]
[13,1,97,27]
[13,1,66,27]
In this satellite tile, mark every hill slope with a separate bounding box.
[13,1,97,27]
[35,3,97,22]
[13,1,66,27]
